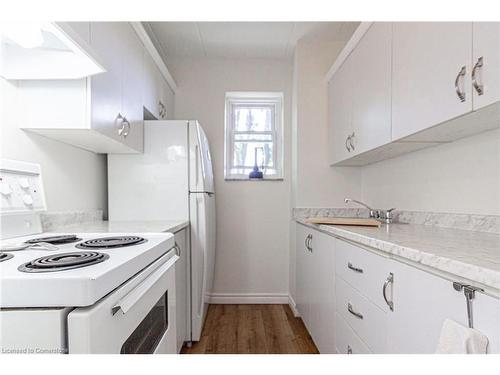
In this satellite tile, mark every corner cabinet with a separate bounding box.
[294,224,500,354]
[16,22,175,154]
[327,22,500,166]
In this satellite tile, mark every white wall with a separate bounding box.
[362,128,500,216]
[289,40,362,303]
[170,58,292,299]
[1,78,107,214]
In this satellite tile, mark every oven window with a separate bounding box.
[120,292,168,354]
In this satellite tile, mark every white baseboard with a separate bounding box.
[207,293,289,304]
[288,295,300,317]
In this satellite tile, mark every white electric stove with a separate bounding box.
[0,159,179,354]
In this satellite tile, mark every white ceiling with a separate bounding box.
[145,22,359,60]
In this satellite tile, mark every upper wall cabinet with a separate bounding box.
[12,22,176,154]
[392,23,473,140]
[472,22,500,110]
[328,23,392,165]
[327,22,500,166]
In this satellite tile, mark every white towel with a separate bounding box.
[435,318,489,354]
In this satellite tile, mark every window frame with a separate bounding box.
[224,92,284,180]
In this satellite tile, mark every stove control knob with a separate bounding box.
[23,194,34,206]
[0,182,12,196]
[19,178,30,189]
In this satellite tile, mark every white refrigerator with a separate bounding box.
[107,120,216,344]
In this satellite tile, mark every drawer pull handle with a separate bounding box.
[347,262,363,273]
[347,302,364,319]
[383,272,394,311]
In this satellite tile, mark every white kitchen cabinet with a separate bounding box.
[328,60,353,164]
[90,22,144,152]
[387,259,500,354]
[392,22,473,140]
[335,312,371,354]
[328,23,392,164]
[19,22,145,153]
[349,22,392,155]
[295,224,336,353]
[472,23,500,110]
[174,228,189,353]
[295,224,313,330]
[120,24,145,151]
[142,49,160,119]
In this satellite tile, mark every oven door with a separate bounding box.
[67,251,178,354]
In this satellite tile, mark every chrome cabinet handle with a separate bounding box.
[347,345,352,354]
[345,136,351,152]
[383,272,394,311]
[174,242,181,257]
[116,113,130,138]
[347,302,363,319]
[454,65,467,102]
[347,262,363,273]
[304,234,312,252]
[122,117,130,138]
[472,56,484,96]
[349,132,355,151]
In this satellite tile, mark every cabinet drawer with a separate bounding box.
[335,312,371,354]
[335,238,393,311]
[336,277,387,353]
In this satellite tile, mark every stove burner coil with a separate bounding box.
[18,251,109,273]
[76,236,147,249]
[24,235,82,245]
[0,252,14,262]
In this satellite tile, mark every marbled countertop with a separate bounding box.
[296,219,500,294]
[51,220,189,234]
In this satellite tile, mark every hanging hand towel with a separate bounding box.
[435,318,489,354]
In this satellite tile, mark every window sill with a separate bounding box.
[224,176,284,181]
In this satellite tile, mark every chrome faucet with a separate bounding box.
[344,198,396,224]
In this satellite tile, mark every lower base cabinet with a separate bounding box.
[295,224,500,354]
[388,259,500,354]
[295,224,336,353]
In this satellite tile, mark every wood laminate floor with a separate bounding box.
[181,304,319,354]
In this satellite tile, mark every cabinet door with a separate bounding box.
[142,48,159,119]
[174,228,188,353]
[387,260,499,353]
[328,59,354,164]
[392,22,473,140]
[349,22,392,154]
[295,224,312,329]
[120,23,144,152]
[89,22,124,143]
[308,230,336,354]
[472,22,500,110]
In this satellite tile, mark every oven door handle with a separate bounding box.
[111,252,178,315]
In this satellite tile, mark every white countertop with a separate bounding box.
[51,220,189,234]
[297,219,500,294]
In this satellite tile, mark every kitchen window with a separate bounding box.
[224,92,284,180]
